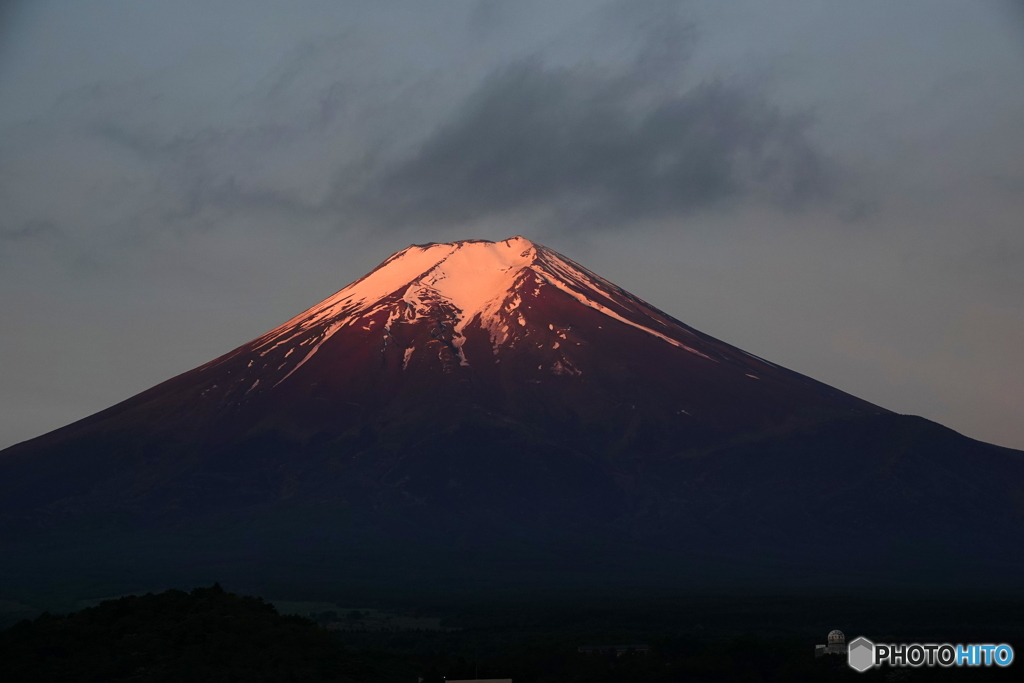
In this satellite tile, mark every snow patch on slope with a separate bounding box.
[533,255,716,361]
[273,320,344,386]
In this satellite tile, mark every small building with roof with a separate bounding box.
[815,630,848,657]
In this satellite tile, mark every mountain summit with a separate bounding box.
[252,234,748,371]
[1,237,1021,596]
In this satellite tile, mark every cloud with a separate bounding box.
[369,58,830,230]
[0,220,61,243]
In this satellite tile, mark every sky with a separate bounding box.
[1,0,1023,451]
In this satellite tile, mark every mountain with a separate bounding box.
[1,236,1022,598]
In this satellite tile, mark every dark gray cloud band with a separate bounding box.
[372,60,829,228]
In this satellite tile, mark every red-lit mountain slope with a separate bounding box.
[11,236,882,452]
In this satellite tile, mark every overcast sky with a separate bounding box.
[2,0,1023,450]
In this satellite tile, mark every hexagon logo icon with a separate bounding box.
[848,637,875,672]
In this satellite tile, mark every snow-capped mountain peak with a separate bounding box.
[247,236,715,377]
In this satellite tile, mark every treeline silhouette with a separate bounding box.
[0,584,409,682]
